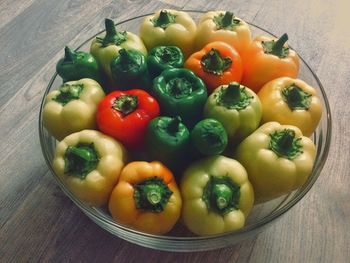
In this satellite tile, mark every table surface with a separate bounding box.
[1,0,349,262]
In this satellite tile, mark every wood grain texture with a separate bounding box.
[0,0,349,262]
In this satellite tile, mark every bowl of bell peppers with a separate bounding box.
[39,10,331,251]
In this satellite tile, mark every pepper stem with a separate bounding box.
[221,11,234,27]
[282,84,312,110]
[105,18,117,37]
[53,84,84,105]
[134,177,173,213]
[64,46,75,62]
[64,143,99,179]
[146,188,162,205]
[269,129,303,160]
[202,176,241,214]
[167,116,181,134]
[201,48,232,75]
[213,184,233,209]
[223,82,241,102]
[119,49,132,63]
[112,95,138,115]
[272,33,289,54]
[153,10,176,29]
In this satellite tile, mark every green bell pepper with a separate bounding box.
[145,116,190,172]
[152,68,207,128]
[56,46,101,83]
[147,46,184,78]
[191,118,228,156]
[110,48,151,90]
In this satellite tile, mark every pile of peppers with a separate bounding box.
[43,9,323,236]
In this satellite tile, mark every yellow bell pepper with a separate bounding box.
[53,129,127,206]
[181,155,254,236]
[203,82,262,143]
[108,161,182,235]
[139,9,197,58]
[258,77,322,137]
[235,122,316,203]
[194,11,252,55]
[43,78,105,141]
[90,18,147,79]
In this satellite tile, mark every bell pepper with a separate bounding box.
[184,41,243,94]
[203,82,262,142]
[139,9,197,58]
[90,18,147,79]
[43,78,105,141]
[235,122,316,203]
[194,11,252,55]
[241,33,300,93]
[53,129,127,206]
[108,161,182,235]
[180,155,254,236]
[110,48,151,90]
[258,77,322,137]
[191,118,228,156]
[56,46,101,83]
[147,45,184,78]
[145,116,190,171]
[96,89,160,149]
[152,68,207,128]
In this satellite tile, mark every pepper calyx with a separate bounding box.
[96,18,127,47]
[262,33,290,58]
[53,83,84,105]
[201,48,232,75]
[215,82,253,110]
[269,129,303,160]
[213,11,241,30]
[282,83,312,110]
[112,95,138,115]
[64,143,99,179]
[134,177,173,212]
[152,10,176,29]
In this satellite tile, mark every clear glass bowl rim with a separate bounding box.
[38,10,332,246]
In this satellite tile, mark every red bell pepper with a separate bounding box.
[96,89,160,149]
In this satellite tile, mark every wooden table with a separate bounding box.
[1,0,349,262]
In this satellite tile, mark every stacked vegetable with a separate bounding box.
[43,9,322,236]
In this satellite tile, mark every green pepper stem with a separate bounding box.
[201,48,232,75]
[221,11,234,27]
[64,144,99,179]
[68,146,95,162]
[167,116,181,134]
[133,177,173,213]
[112,95,138,115]
[278,129,295,152]
[105,18,117,37]
[269,129,303,160]
[64,46,75,62]
[282,84,311,110]
[119,49,132,63]
[146,188,162,205]
[53,84,84,105]
[272,33,288,55]
[155,10,173,28]
[223,82,241,102]
[202,176,240,214]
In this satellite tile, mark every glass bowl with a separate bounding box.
[39,10,332,252]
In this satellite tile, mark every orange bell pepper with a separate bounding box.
[184,41,243,94]
[108,161,182,235]
[241,33,300,93]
